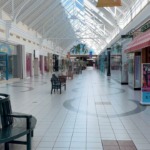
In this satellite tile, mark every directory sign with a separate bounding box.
[141,63,150,105]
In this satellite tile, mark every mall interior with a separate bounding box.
[0,0,150,150]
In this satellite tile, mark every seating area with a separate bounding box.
[1,67,150,150]
[51,65,85,94]
[51,74,66,94]
[0,93,37,150]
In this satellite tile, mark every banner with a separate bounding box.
[89,51,93,58]
[141,63,150,105]
[97,0,121,7]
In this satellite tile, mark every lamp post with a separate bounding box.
[107,48,111,76]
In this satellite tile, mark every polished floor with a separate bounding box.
[0,67,150,150]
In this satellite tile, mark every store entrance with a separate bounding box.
[0,53,8,80]
[26,53,32,77]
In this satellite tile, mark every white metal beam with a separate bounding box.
[16,0,44,23]
[28,0,60,28]
[13,0,31,22]
[43,17,71,38]
[0,0,11,10]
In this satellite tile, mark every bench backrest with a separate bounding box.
[51,74,60,85]
[0,94,13,128]
[59,76,66,83]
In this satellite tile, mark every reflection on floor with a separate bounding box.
[0,67,150,150]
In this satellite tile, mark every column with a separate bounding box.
[107,48,111,76]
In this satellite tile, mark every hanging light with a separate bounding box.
[96,0,122,7]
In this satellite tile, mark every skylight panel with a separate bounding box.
[76,0,84,11]
[63,0,73,8]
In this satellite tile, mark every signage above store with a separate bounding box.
[141,21,150,32]
[121,35,133,38]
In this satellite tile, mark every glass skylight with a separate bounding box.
[61,0,149,54]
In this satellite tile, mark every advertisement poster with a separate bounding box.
[141,63,150,105]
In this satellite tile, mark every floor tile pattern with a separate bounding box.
[0,67,150,150]
[102,140,137,150]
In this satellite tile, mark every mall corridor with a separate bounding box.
[0,67,149,150]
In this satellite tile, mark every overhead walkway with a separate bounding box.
[0,67,149,150]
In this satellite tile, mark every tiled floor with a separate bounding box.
[0,67,150,150]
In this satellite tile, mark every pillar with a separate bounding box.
[107,48,111,76]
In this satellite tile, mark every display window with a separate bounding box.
[0,42,17,80]
[26,53,32,77]
[44,56,48,72]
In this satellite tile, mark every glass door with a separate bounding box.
[0,53,8,80]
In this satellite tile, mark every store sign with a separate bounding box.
[89,51,92,58]
[141,22,150,32]
[141,63,150,105]
[121,35,133,39]
[97,0,121,7]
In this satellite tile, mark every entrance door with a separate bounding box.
[39,55,43,74]
[34,58,39,76]
[0,53,8,80]
[44,56,48,72]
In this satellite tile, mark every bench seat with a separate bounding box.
[0,112,36,144]
[0,93,37,150]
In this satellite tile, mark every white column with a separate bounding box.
[5,20,12,41]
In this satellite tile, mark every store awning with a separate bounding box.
[124,30,150,53]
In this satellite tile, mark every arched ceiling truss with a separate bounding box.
[0,0,149,54]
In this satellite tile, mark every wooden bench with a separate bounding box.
[66,71,73,79]
[0,93,37,150]
[58,75,67,90]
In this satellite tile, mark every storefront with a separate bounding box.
[99,52,106,73]
[26,53,32,77]
[0,42,18,80]
[53,54,59,72]
[110,43,122,82]
[125,29,150,90]
[39,55,43,75]
[48,53,53,73]
[127,52,141,89]
[120,38,133,84]
[44,56,48,72]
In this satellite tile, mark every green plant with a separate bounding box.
[70,44,88,54]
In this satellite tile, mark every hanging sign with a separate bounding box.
[97,0,122,7]
[141,63,150,105]
[89,51,93,58]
